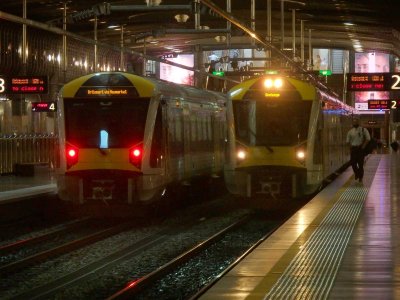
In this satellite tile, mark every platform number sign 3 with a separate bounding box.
[0,77,5,93]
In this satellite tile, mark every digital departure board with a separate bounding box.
[0,76,48,94]
[347,73,400,91]
[32,102,57,112]
[368,99,400,110]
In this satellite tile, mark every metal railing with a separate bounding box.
[0,134,58,175]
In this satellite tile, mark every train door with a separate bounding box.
[182,103,192,179]
[212,108,224,174]
[149,104,165,170]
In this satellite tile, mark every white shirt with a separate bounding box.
[346,126,371,147]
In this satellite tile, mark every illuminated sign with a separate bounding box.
[0,76,48,94]
[368,99,400,110]
[32,102,57,112]
[75,87,139,97]
[319,70,332,76]
[347,73,400,91]
[264,93,281,98]
[212,71,225,77]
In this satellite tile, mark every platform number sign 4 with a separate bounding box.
[32,102,57,112]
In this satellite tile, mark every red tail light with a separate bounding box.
[66,144,79,169]
[129,146,142,168]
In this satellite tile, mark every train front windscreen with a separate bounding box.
[233,100,312,146]
[64,98,150,148]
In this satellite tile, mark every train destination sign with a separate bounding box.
[347,73,400,91]
[32,102,57,112]
[368,99,400,110]
[75,86,139,97]
[0,76,48,94]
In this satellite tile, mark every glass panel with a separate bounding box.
[233,100,312,146]
[65,98,150,148]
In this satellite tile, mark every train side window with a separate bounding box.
[233,101,251,144]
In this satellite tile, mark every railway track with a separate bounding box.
[4,212,279,300]
[108,215,253,299]
[1,192,298,300]
[110,214,280,300]
[0,217,91,255]
[0,219,135,275]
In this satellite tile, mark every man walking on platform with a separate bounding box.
[346,118,370,183]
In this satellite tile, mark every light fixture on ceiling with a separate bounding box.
[214,35,227,43]
[175,14,189,23]
[146,0,162,6]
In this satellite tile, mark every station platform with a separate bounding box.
[0,171,57,204]
[199,153,400,299]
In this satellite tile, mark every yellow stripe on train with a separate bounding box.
[66,148,140,172]
[236,146,305,169]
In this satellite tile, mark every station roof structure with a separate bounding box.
[1,0,399,58]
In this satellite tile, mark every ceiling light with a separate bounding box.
[215,36,226,42]
[175,14,189,23]
[146,0,162,6]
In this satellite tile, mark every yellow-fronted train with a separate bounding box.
[226,75,356,199]
[55,72,236,214]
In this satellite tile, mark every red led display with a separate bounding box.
[347,73,400,91]
[0,76,48,94]
[368,99,400,110]
[32,102,57,112]
[368,100,390,110]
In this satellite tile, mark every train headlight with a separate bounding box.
[264,79,274,88]
[274,78,283,88]
[237,149,247,160]
[295,148,306,166]
[296,150,305,160]
[263,77,283,89]
[129,146,143,168]
[66,144,79,169]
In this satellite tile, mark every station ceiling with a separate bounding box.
[1,0,400,58]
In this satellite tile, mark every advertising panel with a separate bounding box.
[354,52,390,110]
[160,54,194,85]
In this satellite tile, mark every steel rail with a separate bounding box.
[107,214,251,300]
[0,217,91,255]
[0,222,134,275]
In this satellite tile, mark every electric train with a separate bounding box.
[55,72,235,209]
[226,75,356,199]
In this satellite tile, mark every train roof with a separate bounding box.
[61,72,226,103]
